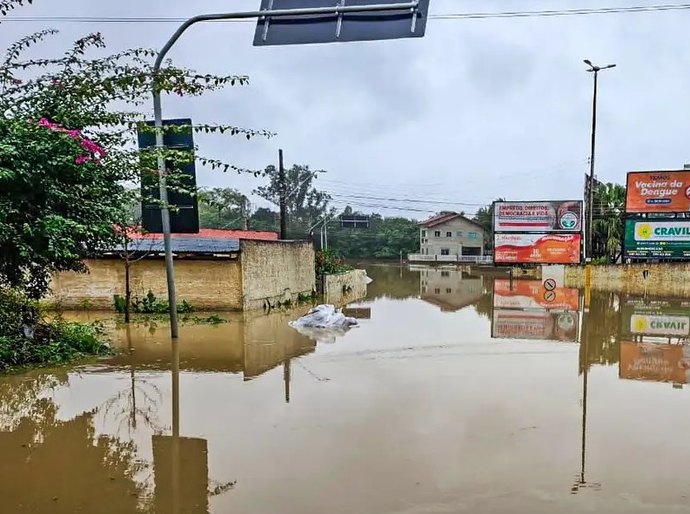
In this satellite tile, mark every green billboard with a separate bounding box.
[624,219,690,259]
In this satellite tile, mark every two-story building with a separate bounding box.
[414,211,486,260]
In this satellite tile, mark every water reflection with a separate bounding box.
[419,268,485,312]
[0,309,338,513]
[490,278,581,342]
[4,267,690,512]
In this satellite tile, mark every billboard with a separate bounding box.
[494,233,582,265]
[492,309,579,342]
[625,170,690,213]
[624,219,690,260]
[493,201,582,233]
[493,279,580,311]
[619,342,690,383]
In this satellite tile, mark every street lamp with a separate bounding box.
[584,59,616,261]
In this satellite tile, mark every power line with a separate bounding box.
[3,3,690,23]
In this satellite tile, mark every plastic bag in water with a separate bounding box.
[289,305,357,343]
[290,304,357,329]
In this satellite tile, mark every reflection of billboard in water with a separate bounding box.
[493,279,580,311]
[492,309,579,342]
[493,201,583,233]
[494,233,582,265]
[619,342,690,384]
[620,298,690,340]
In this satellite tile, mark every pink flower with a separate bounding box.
[75,155,90,165]
[66,129,81,139]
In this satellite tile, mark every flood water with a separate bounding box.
[2,265,690,513]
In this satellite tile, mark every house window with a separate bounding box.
[434,230,441,237]
[421,286,427,293]
[446,231,452,238]
[441,248,450,256]
[446,288,452,294]
[469,231,479,239]
[441,271,450,277]
[421,230,427,237]
[457,231,464,237]
[434,288,441,294]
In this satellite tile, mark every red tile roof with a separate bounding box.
[127,228,279,241]
[419,211,485,231]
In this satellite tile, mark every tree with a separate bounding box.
[326,208,419,259]
[254,164,331,237]
[0,28,269,299]
[473,198,504,251]
[592,182,625,262]
[249,207,279,232]
[199,187,251,229]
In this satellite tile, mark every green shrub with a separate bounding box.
[115,291,194,315]
[315,250,352,276]
[0,288,109,372]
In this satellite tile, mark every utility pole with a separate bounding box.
[279,149,287,240]
[584,59,616,260]
[149,0,422,338]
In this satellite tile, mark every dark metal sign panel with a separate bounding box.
[253,0,430,46]
[138,118,199,234]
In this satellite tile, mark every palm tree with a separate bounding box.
[592,182,626,261]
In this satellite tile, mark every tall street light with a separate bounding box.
[584,59,616,260]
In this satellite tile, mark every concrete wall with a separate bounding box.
[321,269,368,306]
[565,263,690,297]
[420,218,484,256]
[240,240,315,310]
[49,258,243,310]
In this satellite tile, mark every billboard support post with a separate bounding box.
[584,60,616,260]
[150,0,427,337]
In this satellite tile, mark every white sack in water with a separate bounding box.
[289,304,357,329]
[289,305,357,343]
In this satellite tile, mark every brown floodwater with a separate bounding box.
[2,265,690,513]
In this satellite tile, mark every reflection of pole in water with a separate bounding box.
[573,289,588,494]
[127,324,137,429]
[172,340,180,513]
[284,359,291,404]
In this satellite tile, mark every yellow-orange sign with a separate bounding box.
[619,342,690,384]
[493,279,580,311]
[626,171,690,213]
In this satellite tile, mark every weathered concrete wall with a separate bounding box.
[321,269,368,306]
[240,240,315,310]
[566,263,690,297]
[50,258,243,310]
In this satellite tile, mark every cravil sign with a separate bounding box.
[624,220,690,259]
[625,170,690,213]
[620,300,690,338]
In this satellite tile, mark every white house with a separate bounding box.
[410,211,486,262]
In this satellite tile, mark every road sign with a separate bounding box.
[253,0,430,46]
[543,278,557,291]
[138,118,199,234]
[544,290,557,303]
[340,215,370,229]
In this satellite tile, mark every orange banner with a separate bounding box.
[619,342,690,383]
[494,233,581,265]
[626,170,690,213]
[493,279,580,311]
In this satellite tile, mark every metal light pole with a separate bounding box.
[150,1,420,337]
[584,59,616,261]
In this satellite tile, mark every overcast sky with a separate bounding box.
[3,0,690,219]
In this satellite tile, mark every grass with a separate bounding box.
[0,319,110,372]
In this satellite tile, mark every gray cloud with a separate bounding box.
[3,0,690,217]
